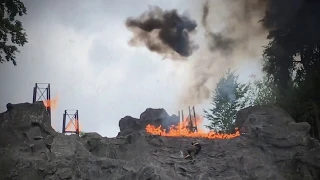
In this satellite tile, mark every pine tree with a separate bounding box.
[204,69,249,133]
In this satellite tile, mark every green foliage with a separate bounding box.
[246,75,279,106]
[0,0,28,66]
[204,69,249,133]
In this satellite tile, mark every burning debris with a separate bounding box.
[145,116,240,139]
[117,106,240,139]
[125,6,198,59]
[144,107,240,139]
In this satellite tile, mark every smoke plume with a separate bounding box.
[201,1,235,55]
[125,0,270,106]
[201,0,269,55]
[179,0,269,106]
[125,6,199,59]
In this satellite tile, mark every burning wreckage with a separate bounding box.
[144,106,240,139]
[0,100,320,180]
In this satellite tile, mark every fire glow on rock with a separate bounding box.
[145,116,240,139]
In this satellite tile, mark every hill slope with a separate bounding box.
[0,102,319,180]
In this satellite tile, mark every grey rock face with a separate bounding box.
[117,108,179,136]
[0,103,319,180]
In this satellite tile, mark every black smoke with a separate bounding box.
[125,6,198,59]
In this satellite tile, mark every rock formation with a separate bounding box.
[118,108,179,136]
[0,102,319,180]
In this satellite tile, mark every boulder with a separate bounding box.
[234,105,320,179]
[0,103,319,180]
[140,108,179,130]
[118,116,141,136]
[117,108,179,137]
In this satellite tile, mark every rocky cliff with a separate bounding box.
[0,102,319,180]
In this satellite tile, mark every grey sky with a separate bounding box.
[0,0,261,137]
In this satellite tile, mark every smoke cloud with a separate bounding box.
[201,1,235,55]
[125,0,270,107]
[125,6,199,59]
[201,0,268,55]
[179,0,269,106]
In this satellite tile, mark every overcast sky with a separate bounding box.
[0,0,261,137]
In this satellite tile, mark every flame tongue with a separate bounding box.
[42,96,58,109]
[145,116,240,139]
[42,96,82,132]
[65,119,82,132]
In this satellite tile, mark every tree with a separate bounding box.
[0,0,28,66]
[246,74,279,106]
[261,1,320,140]
[204,69,249,133]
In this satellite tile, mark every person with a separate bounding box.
[184,141,202,163]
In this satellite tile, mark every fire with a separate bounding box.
[65,119,82,132]
[145,116,240,139]
[42,96,59,131]
[42,96,58,110]
[42,96,82,132]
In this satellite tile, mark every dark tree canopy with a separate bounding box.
[261,0,320,140]
[0,0,28,66]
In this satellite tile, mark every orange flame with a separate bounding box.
[42,96,59,131]
[145,115,240,139]
[42,96,58,110]
[65,119,82,132]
